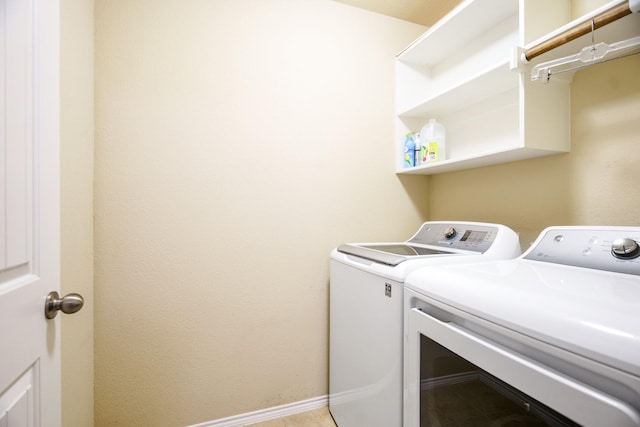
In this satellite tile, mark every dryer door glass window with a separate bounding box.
[419,335,580,426]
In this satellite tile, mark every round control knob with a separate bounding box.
[611,238,640,259]
[443,227,457,239]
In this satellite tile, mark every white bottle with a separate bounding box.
[419,119,446,163]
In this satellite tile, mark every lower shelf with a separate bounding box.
[396,145,568,175]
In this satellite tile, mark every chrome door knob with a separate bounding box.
[45,291,84,319]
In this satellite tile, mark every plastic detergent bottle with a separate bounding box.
[419,119,446,163]
[403,132,417,168]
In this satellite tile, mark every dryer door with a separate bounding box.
[404,305,640,427]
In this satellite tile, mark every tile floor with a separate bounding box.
[246,407,336,427]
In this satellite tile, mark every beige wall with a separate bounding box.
[60,0,94,426]
[94,1,427,425]
[429,54,640,247]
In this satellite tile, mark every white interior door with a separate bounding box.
[0,0,61,426]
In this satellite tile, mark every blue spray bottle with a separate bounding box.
[403,132,417,168]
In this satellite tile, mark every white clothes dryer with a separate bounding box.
[404,226,640,427]
[329,221,521,427]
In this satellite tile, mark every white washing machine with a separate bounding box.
[404,226,640,426]
[329,221,521,427]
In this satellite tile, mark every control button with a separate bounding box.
[443,227,457,239]
[554,235,564,242]
[611,238,640,259]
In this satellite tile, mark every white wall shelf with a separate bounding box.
[398,146,569,175]
[397,0,518,67]
[396,0,573,175]
[398,60,516,119]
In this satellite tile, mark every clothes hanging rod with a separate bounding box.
[522,1,632,62]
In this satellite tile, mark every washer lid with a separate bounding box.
[405,259,640,377]
[337,243,456,266]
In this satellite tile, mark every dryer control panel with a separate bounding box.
[523,226,640,276]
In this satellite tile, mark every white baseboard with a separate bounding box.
[186,395,329,427]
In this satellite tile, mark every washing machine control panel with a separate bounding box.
[524,226,640,275]
[409,223,501,253]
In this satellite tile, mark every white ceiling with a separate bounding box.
[332,0,462,27]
